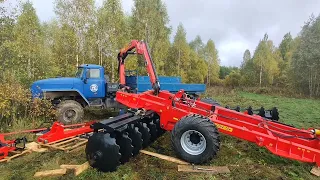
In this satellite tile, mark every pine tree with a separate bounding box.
[241,49,251,69]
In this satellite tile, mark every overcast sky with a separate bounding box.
[3,0,320,66]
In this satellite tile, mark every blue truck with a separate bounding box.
[31,64,206,124]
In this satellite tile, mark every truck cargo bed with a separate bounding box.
[125,76,206,94]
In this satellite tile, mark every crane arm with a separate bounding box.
[117,40,160,95]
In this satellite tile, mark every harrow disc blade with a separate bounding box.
[116,132,133,164]
[147,120,158,141]
[126,124,143,156]
[137,122,151,148]
[154,118,165,136]
[85,132,121,172]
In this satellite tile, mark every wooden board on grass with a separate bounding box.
[178,165,230,174]
[34,169,67,178]
[140,150,189,165]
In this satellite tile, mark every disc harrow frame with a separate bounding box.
[114,89,320,167]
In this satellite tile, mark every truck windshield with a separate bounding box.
[75,68,84,78]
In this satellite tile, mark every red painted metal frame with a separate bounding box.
[0,122,95,160]
[0,134,16,160]
[37,121,95,144]
[116,89,320,167]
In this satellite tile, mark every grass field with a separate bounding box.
[1,90,320,180]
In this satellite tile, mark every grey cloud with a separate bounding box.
[12,0,320,66]
[164,0,320,66]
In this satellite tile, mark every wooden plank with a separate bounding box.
[26,142,48,153]
[68,144,86,153]
[6,150,32,162]
[59,142,76,149]
[11,151,22,154]
[46,136,76,145]
[52,137,78,146]
[74,162,90,176]
[140,150,189,165]
[178,165,230,174]
[60,164,79,169]
[34,168,67,178]
[0,158,8,163]
[40,143,67,151]
[60,162,90,176]
[65,140,88,151]
[311,166,320,176]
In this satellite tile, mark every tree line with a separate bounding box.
[1,0,320,98]
[0,0,219,87]
[229,14,320,98]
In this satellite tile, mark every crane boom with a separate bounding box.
[117,40,160,94]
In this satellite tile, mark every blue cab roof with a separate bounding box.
[78,64,103,68]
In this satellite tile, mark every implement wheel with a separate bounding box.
[171,114,220,164]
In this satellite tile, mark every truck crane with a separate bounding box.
[85,40,320,172]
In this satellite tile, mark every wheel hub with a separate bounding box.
[181,130,206,155]
[64,109,76,122]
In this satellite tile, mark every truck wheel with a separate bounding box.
[56,100,84,124]
[171,114,220,164]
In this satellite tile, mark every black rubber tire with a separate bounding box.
[56,100,84,124]
[201,97,221,106]
[171,114,220,164]
[85,132,120,172]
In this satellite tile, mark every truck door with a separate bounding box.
[83,68,105,98]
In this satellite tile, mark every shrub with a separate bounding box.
[0,73,55,126]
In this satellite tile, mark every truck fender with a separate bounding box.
[41,89,90,106]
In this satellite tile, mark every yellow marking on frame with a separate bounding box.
[173,117,179,121]
[215,123,233,132]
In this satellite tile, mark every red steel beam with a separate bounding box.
[37,121,95,144]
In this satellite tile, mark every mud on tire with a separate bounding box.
[171,114,220,164]
[56,100,84,124]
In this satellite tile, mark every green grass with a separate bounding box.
[1,90,320,180]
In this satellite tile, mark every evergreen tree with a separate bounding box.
[241,49,251,69]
